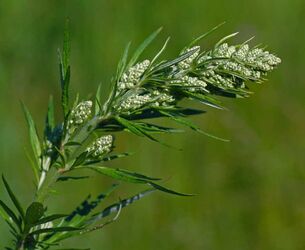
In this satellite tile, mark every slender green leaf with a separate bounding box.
[2,176,25,219]
[64,141,82,147]
[33,214,67,226]
[126,107,205,120]
[62,19,71,75]
[186,22,226,49]
[127,27,162,68]
[54,146,66,166]
[152,47,199,72]
[0,200,20,230]
[151,37,170,65]
[59,19,71,116]
[24,148,39,183]
[0,205,10,221]
[214,32,239,48]
[115,116,143,137]
[116,42,131,82]
[118,168,161,181]
[80,166,147,184]
[115,116,178,148]
[57,176,89,182]
[183,91,224,110]
[45,95,55,136]
[65,184,119,224]
[60,66,71,116]
[79,166,191,196]
[72,151,89,168]
[22,103,41,167]
[101,152,133,162]
[136,122,183,134]
[86,189,155,223]
[95,84,102,115]
[148,182,194,196]
[160,110,229,142]
[115,116,164,144]
[29,226,81,236]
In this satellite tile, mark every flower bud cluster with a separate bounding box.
[201,70,235,89]
[68,101,92,126]
[67,101,92,133]
[171,75,207,92]
[212,43,281,78]
[238,46,281,71]
[194,43,281,91]
[178,46,200,70]
[150,90,175,107]
[116,89,175,113]
[86,135,113,158]
[214,43,237,58]
[117,92,153,112]
[118,60,150,90]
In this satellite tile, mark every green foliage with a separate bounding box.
[22,103,42,170]
[25,202,44,225]
[126,27,162,69]
[2,176,25,220]
[0,24,280,249]
[59,19,71,117]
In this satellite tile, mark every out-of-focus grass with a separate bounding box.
[0,0,305,249]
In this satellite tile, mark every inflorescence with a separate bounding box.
[111,41,280,115]
[4,28,280,249]
[118,60,151,91]
[86,135,114,158]
[67,100,92,133]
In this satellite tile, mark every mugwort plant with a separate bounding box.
[0,23,280,249]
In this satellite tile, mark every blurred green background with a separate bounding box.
[0,0,304,249]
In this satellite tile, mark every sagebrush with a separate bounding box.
[0,23,280,249]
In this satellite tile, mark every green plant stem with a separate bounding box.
[35,115,110,203]
[35,168,61,203]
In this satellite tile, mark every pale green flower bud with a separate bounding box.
[86,135,113,158]
[178,46,200,70]
[118,60,150,90]
[67,101,92,133]
[171,75,207,92]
